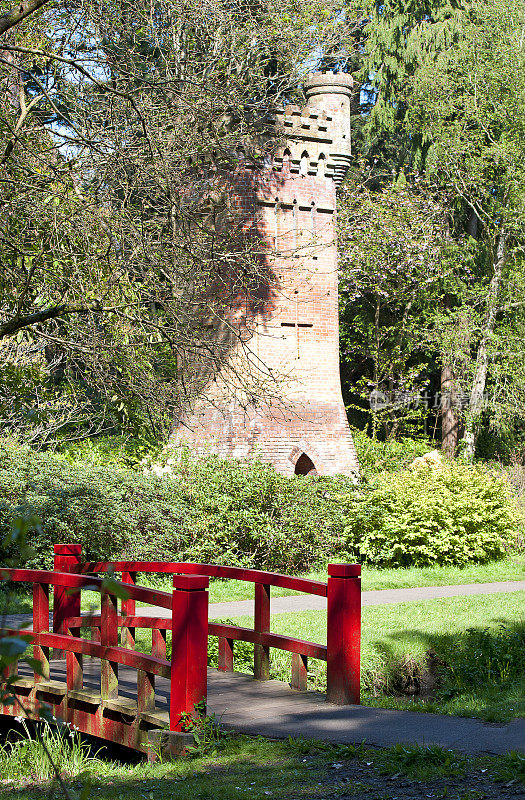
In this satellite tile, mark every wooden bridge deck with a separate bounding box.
[14,660,525,756]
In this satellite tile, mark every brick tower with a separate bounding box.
[172,73,359,478]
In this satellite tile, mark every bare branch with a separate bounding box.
[0,0,52,36]
[0,303,106,338]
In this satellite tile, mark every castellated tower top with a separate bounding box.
[268,71,354,186]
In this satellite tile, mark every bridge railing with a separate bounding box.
[0,564,208,749]
[62,544,361,705]
[0,544,361,752]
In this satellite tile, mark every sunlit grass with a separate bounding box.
[223,591,525,722]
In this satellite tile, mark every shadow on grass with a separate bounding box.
[0,588,33,617]
[364,619,525,721]
[0,736,320,800]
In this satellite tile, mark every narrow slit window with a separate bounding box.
[300,150,309,176]
[274,199,280,252]
[293,199,298,252]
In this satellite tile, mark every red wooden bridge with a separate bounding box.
[0,544,361,756]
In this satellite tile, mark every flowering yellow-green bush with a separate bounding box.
[342,464,522,567]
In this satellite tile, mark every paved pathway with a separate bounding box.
[4,581,524,628]
[207,580,525,619]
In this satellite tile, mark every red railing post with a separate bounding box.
[121,570,137,649]
[152,628,167,660]
[326,564,361,705]
[291,652,308,691]
[218,636,234,672]
[169,575,209,732]
[101,587,119,699]
[254,582,270,680]
[33,581,50,683]
[53,544,82,657]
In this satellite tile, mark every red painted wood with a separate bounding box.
[2,569,173,609]
[218,637,234,671]
[53,545,81,656]
[32,582,50,682]
[254,583,270,680]
[121,571,136,649]
[328,564,361,578]
[69,614,327,660]
[117,616,170,630]
[121,571,137,615]
[79,561,327,597]
[326,563,361,705]
[70,615,172,631]
[6,630,172,678]
[66,649,83,691]
[291,653,308,691]
[101,590,118,699]
[169,575,209,731]
[209,623,327,660]
[137,668,155,712]
[152,629,167,660]
[2,550,361,748]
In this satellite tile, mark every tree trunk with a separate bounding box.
[461,231,506,462]
[466,208,479,240]
[440,292,460,458]
[0,35,21,111]
[441,363,459,457]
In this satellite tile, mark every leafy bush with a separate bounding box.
[341,463,521,567]
[352,429,435,479]
[0,437,521,572]
[0,437,347,572]
[59,433,163,470]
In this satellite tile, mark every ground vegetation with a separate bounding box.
[0,726,522,800]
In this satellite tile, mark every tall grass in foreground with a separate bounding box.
[0,718,101,781]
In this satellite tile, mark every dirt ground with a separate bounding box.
[292,754,524,800]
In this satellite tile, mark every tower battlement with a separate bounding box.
[266,72,353,185]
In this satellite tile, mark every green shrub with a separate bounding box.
[0,437,520,572]
[0,437,347,572]
[352,430,435,479]
[341,463,521,567]
[59,433,163,470]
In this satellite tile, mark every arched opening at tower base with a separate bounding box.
[294,453,318,476]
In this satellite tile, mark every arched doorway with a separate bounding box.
[294,452,318,476]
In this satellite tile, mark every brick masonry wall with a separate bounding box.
[172,75,359,477]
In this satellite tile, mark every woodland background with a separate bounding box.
[0,0,524,465]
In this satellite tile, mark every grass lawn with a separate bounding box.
[2,555,523,615]
[0,733,523,800]
[219,591,525,722]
